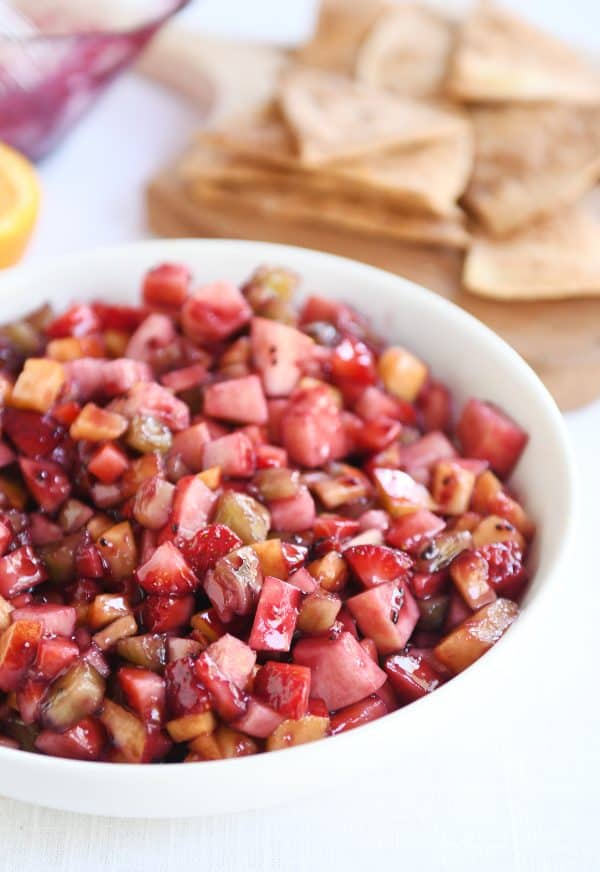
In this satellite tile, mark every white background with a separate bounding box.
[1,2,600,870]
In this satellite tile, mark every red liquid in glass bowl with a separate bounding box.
[0,0,190,161]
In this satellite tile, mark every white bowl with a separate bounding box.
[0,239,576,818]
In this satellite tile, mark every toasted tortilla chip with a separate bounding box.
[464,207,600,300]
[184,172,470,249]
[446,2,600,103]
[356,3,456,98]
[463,104,600,235]
[279,67,466,165]
[184,128,473,217]
[295,0,390,75]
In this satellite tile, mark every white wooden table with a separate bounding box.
[0,45,599,872]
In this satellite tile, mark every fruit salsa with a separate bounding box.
[0,263,534,763]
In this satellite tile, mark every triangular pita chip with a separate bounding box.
[464,206,600,300]
[356,3,456,98]
[295,0,390,75]
[279,67,466,165]
[186,128,473,217]
[205,102,297,169]
[463,104,600,235]
[446,2,600,103]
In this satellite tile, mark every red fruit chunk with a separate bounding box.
[354,385,416,424]
[281,386,342,468]
[63,357,106,402]
[167,637,202,661]
[171,475,217,539]
[456,399,528,478]
[0,521,12,556]
[254,661,311,720]
[101,358,151,396]
[287,567,318,594]
[203,432,256,478]
[251,316,314,397]
[444,592,472,632]
[355,417,402,453]
[143,262,191,309]
[194,651,248,721]
[0,620,42,691]
[165,656,210,718]
[477,541,528,600]
[182,281,251,344]
[137,542,198,596]
[347,580,419,655]
[308,697,329,718]
[133,476,175,530]
[345,544,412,589]
[46,304,101,339]
[206,633,256,689]
[0,441,16,468]
[92,302,147,332]
[177,524,242,577]
[141,594,195,633]
[19,457,71,513]
[269,485,316,533]
[34,636,79,681]
[161,362,208,393]
[410,571,448,599]
[125,313,176,363]
[450,550,497,610]
[249,576,301,652]
[35,717,106,761]
[204,375,268,425]
[418,380,452,433]
[399,431,457,474]
[12,604,76,637]
[255,444,288,469]
[232,696,284,739]
[118,667,166,725]
[204,546,263,623]
[116,382,190,432]
[373,468,431,516]
[313,515,360,551]
[0,545,47,598]
[2,408,64,458]
[168,422,212,473]
[385,509,446,553]
[385,651,443,704]
[330,335,377,386]
[330,695,387,735]
[435,599,519,673]
[17,677,47,724]
[88,442,129,484]
[295,632,386,711]
[29,513,61,546]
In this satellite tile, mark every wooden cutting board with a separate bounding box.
[146,166,600,411]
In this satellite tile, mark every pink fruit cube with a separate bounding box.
[11,604,76,637]
[193,651,248,721]
[115,382,190,432]
[88,442,129,484]
[101,359,152,396]
[249,576,301,652]
[254,661,311,720]
[281,386,343,468]
[345,544,412,588]
[204,375,268,425]
[294,632,386,710]
[0,620,42,691]
[118,667,166,725]
[206,633,256,689]
[143,262,191,309]
[182,281,251,343]
[286,567,318,594]
[330,695,388,735]
[137,542,198,596]
[346,580,419,655]
[125,313,177,363]
[385,509,446,553]
[232,696,284,738]
[202,432,256,478]
[268,485,316,533]
[165,656,211,718]
[251,317,314,396]
[203,546,263,623]
[399,431,457,477]
[385,651,443,704]
[19,457,71,513]
[141,594,195,634]
[133,476,175,530]
[34,637,79,681]
[35,717,106,761]
[456,399,528,478]
[0,545,47,599]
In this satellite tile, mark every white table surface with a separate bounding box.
[0,68,599,872]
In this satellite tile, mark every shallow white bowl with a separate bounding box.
[0,239,576,818]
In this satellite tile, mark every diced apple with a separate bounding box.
[434,598,519,673]
[204,375,268,425]
[266,715,329,751]
[11,604,76,637]
[450,550,497,610]
[232,696,284,739]
[114,382,190,432]
[133,476,175,530]
[207,633,256,689]
[457,399,528,479]
[297,590,342,635]
[92,614,138,651]
[269,485,316,533]
[377,346,427,402]
[249,576,300,652]
[373,468,431,518]
[42,661,106,731]
[347,580,419,655]
[203,432,256,478]
[99,698,148,763]
[431,461,476,515]
[167,710,216,743]
[251,316,314,397]
[182,281,251,343]
[10,358,65,413]
[96,521,137,580]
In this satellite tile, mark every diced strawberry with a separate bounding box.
[46,304,101,339]
[137,542,198,596]
[168,422,212,473]
[204,375,268,425]
[165,656,210,718]
[11,603,76,637]
[249,576,301,652]
[194,651,248,721]
[281,386,342,468]
[141,594,195,633]
[0,620,42,691]
[251,317,314,397]
[92,302,147,332]
[294,632,386,710]
[118,667,166,724]
[418,380,452,433]
[0,441,16,468]
[88,442,129,484]
[385,651,443,704]
[0,521,12,556]
[410,571,448,599]
[0,545,47,598]
[287,567,318,594]
[16,677,47,724]
[308,697,329,718]
[255,444,288,469]
[330,695,387,734]
[354,385,417,425]
[125,313,177,363]
[203,432,256,478]
[347,580,419,655]
[268,485,316,533]
[2,408,64,458]
[19,457,71,513]
[399,431,457,475]
[254,661,311,720]
[385,509,446,553]
[143,262,191,309]
[182,281,251,343]
[62,357,106,402]
[456,399,528,478]
[330,335,377,386]
[34,636,79,681]
[101,359,152,396]
[176,524,242,577]
[336,607,359,639]
[170,475,217,539]
[345,545,412,589]
[232,696,284,738]
[206,634,256,689]
[266,398,288,443]
[355,417,402,453]
[358,510,389,533]
[476,541,528,600]
[35,716,106,761]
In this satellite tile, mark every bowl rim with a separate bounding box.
[0,238,578,797]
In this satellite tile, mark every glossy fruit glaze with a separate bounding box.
[0,262,534,762]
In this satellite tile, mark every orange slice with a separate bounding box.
[0,143,41,268]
